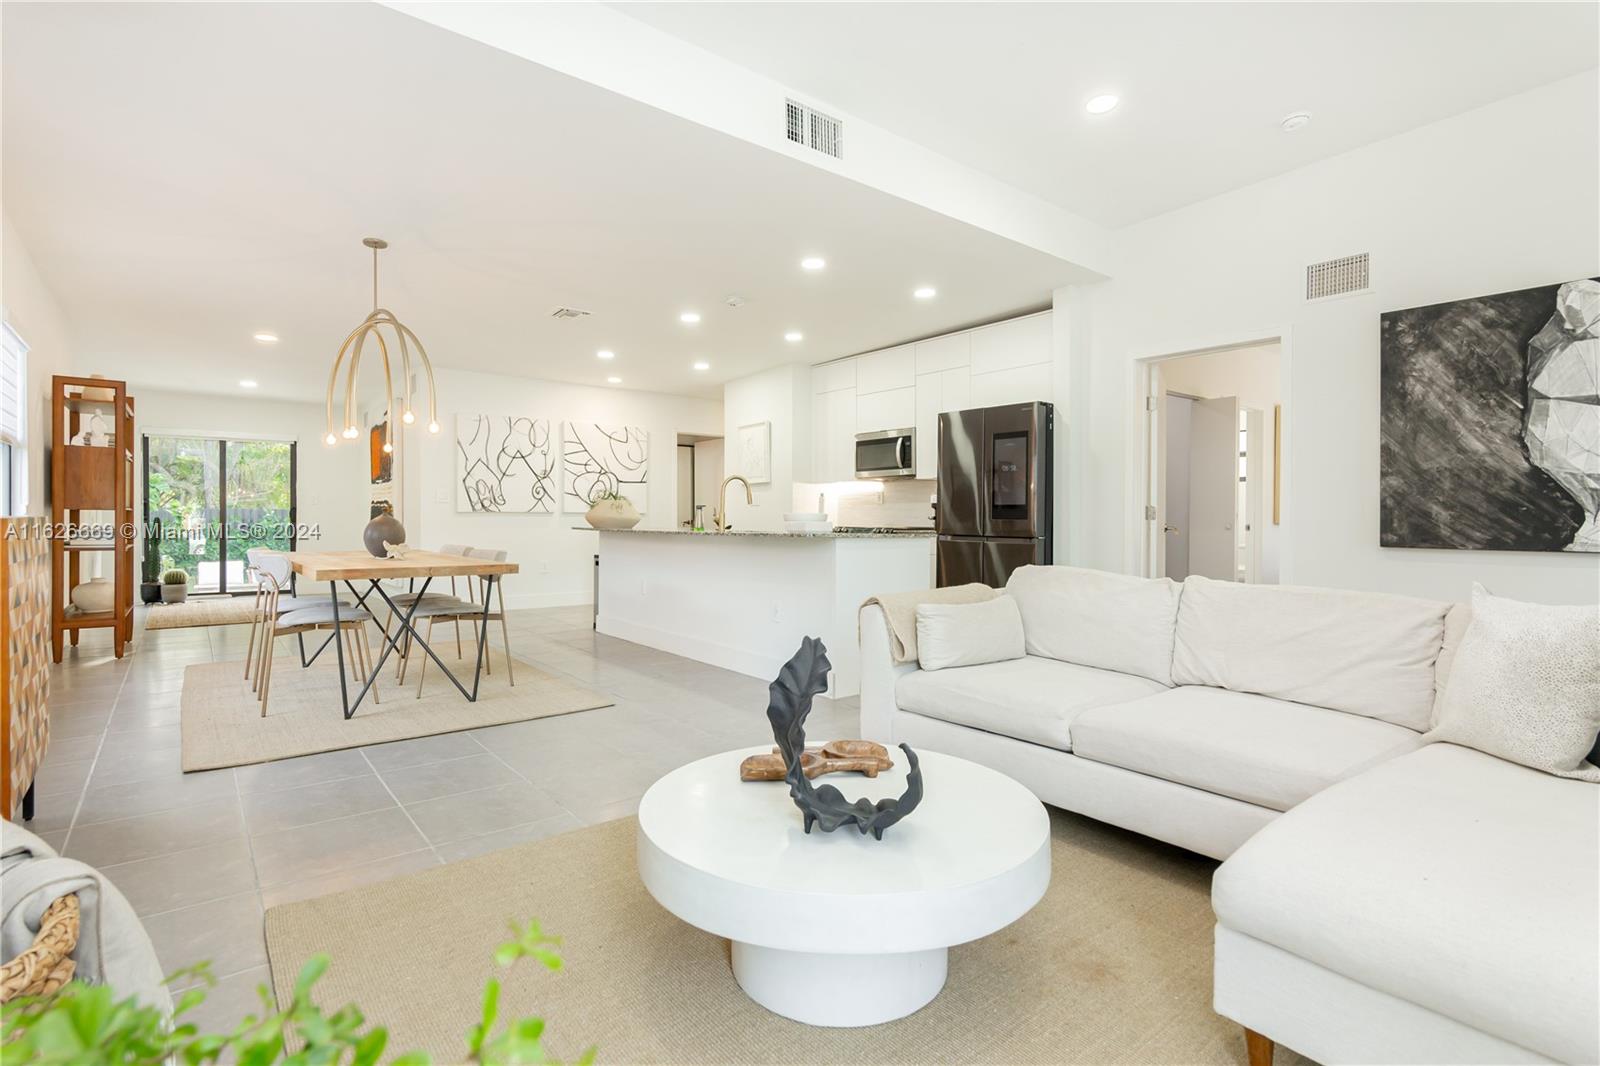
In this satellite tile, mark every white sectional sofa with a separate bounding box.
[858,566,1599,1065]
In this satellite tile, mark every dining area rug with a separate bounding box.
[179,647,613,771]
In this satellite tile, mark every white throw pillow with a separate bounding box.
[915,596,1026,672]
[1427,584,1600,782]
[1004,565,1182,685]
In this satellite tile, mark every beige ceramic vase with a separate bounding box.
[585,496,641,530]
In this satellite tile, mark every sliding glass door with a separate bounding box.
[143,435,296,594]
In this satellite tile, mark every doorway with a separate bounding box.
[1142,341,1283,583]
[143,435,296,594]
[676,433,723,528]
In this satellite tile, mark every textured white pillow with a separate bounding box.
[915,596,1026,672]
[1427,584,1600,781]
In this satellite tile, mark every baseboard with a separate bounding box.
[504,591,590,611]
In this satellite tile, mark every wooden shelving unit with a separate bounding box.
[50,375,135,661]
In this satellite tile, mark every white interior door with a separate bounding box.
[1163,395,1194,580]
[1188,395,1239,581]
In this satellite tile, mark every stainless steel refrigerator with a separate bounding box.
[936,402,1054,588]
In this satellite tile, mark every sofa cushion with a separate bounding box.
[895,656,1164,752]
[1171,575,1449,730]
[1005,565,1182,685]
[1070,687,1424,812]
[915,596,1026,671]
[1212,743,1600,1065]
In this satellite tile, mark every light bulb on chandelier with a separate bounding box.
[324,433,338,446]
[323,237,441,452]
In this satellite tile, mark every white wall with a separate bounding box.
[1079,71,1600,605]
[722,364,811,531]
[411,366,721,607]
[2,214,74,516]
[135,388,367,568]
[1159,342,1282,583]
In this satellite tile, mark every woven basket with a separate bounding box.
[0,894,80,1003]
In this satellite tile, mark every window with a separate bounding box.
[0,321,27,515]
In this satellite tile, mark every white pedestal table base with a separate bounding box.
[730,940,948,1027]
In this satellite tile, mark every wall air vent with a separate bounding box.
[785,98,843,159]
[548,306,592,319]
[1305,253,1371,301]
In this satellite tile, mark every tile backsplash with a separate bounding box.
[794,479,937,528]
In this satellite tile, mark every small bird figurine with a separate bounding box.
[382,541,410,559]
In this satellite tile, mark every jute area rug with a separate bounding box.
[145,597,258,629]
[180,649,612,771]
[264,809,1316,1065]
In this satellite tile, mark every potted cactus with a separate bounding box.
[160,568,190,604]
[139,517,164,604]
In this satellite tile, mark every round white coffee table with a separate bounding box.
[636,746,1050,1027]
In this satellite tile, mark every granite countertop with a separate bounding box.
[576,527,935,539]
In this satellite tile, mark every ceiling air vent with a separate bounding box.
[548,306,591,319]
[785,98,843,159]
[1305,253,1371,301]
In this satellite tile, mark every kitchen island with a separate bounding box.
[592,528,934,698]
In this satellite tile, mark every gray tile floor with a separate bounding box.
[27,603,860,1034]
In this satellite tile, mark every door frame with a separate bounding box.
[141,432,299,596]
[1129,327,1292,580]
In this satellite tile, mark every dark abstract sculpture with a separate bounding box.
[766,637,923,840]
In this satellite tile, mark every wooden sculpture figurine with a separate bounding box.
[764,637,923,840]
[738,740,894,782]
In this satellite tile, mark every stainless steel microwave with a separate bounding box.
[855,428,915,479]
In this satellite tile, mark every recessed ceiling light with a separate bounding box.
[784,331,804,343]
[596,349,615,360]
[680,311,701,324]
[692,360,710,371]
[1280,110,1312,132]
[800,256,826,272]
[913,286,937,300]
[606,375,622,384]
[238,379,258,389]
[1085,94,1120,115]
[252,332,278,344]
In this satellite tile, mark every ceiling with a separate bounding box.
[615,2,1600,227]
[1,3,1084,403]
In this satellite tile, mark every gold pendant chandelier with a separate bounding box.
[324,237,440,449]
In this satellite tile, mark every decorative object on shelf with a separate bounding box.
[322,236,442,457]
[737,421,772,484]
[583,492,641,530]
[69,576,113,614]
[69,412,110,447]
[382,541,410,559]
[563,422,648,513]
[140,516,163,604]
[457,415,556,513]
[77,374,116,404]
[363,504,406,558]
[740,739,894,781]
[159,569,189,604]
[765,637,923,839]
[1380,277,1600,552]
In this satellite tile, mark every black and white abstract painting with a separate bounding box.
[456,415,556,514]
[562,422,649,512]
[1380,278,1600,552]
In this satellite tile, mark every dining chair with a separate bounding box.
[384,543,474,672]
[402,547,514,698]
[250,573,381,716]
[244,549,349,680]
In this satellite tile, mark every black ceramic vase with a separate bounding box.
[363,508,405,558]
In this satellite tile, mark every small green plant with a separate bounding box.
[140,517,163,584]
[0,918,590,1065]
[593,491,628,503]
[160,569,189,586]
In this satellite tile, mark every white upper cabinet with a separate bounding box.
[914,332,970,375]
[812,358,856,394]
[855,344,916,395]
[856,386,915,433]
[969,362,1052,407]
[970,313,1052,375]
[914,366,976,478]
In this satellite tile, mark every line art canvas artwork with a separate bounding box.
[1380,278,1600,552]
[456,415,556,514]
[563,422,649,512]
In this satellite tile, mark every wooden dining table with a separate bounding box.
[286,550,519,719]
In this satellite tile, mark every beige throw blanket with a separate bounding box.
[861,583,999,663]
